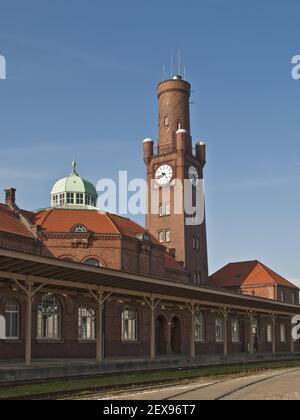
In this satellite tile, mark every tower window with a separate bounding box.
[158,231,165,243]
[193,236,200,250]
[164,115,169,127]
[159,203,171,217]
[177,122,181,130]
[165,230,171,243]
[194,271,202,285]
[158,230,171,243]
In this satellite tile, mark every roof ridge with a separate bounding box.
[259,262,298,289]
[35,208,55,227]
[240,261,260,284]
[102,212,121,234]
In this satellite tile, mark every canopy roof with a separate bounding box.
[0,247,299,316]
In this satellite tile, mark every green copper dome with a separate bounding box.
[51,162,98,208]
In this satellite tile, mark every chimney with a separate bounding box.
[143,138,154,165]
[196,142,206,167]
[4,188,16,207]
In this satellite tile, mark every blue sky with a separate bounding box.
[0,0,300,281]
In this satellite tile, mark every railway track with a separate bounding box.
[162,368,300,401]
[2,367,299,400]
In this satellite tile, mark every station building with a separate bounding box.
[0,75,299,366]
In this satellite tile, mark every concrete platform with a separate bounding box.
[0,352,299,385]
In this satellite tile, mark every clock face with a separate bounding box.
[188,166,199,186]
[155,164,173,186]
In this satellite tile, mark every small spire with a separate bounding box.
[71,160,78,175]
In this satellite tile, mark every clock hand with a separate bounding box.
[157,172,167,180]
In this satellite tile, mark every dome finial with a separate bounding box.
[71,160,78,175]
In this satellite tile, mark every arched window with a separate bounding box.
[37,295,61,340]
[5,299,19,339]
[78,305,96,340]
[122,305,137,341]
[72,224,87,233]
[84,258,102,267]
[215,317,224,342]
[231,319,240,343]
[195,312,205,342]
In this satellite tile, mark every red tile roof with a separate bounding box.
[0,204,35,239]
[35,208,119,234]
[106,213,159,244]
[210,260,298,290]
[34,208,160,244]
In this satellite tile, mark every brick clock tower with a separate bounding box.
[143,75,209,285]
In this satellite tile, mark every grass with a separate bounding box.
[1,359,300,399]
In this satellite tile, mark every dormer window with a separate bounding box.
[72,224,87,233]
[143,233,151,242]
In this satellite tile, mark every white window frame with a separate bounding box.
[216,317,225,343]
[280,323,287,343]
[5,299,19,340]
[195,312,205,343]
[52,195,59,207]
[267,323,273,343]
[122,305,138,342]
[73,224,87,233]
[231,319,240,343]
[59,193,65,205]
[165,230,171,243]
[37,295,61,340]
[78,305,96,341]
[159,203,171,217]
[76,193,84,205]
[158,231,165,243]
[67,192,75,204]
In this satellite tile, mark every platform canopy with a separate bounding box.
[0,247,299,316]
